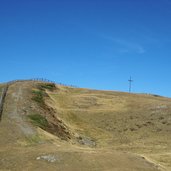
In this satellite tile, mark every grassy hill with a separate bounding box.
[0,81,170,171]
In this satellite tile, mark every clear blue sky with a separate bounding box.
[0,0,171,97]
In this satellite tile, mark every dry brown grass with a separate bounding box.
[47,85,171,170]
[0,81,171,170]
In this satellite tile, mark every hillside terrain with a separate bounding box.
[0,81,171,171]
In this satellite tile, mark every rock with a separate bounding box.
[78,136,96,147]
[36,154,57,163]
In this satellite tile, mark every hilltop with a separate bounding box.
[0,80,171,171]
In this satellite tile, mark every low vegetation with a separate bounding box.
[46,85,171,169]
[28,113,49,129]
[31,83,56,105]
[38,83,56,91]
[32,90,45,105]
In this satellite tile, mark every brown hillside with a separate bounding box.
[0,81,170,171]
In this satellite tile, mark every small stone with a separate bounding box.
[36,155,57,163]
[36,157,41,160]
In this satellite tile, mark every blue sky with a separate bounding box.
[0,0,171,97]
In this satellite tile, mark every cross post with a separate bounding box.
[128,76,133,93]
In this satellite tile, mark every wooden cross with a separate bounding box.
[128,76,133,93]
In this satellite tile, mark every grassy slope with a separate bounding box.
[47,85,171,170]
[0,81,170,171]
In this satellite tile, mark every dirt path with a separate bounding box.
[139,154,167,171]
[4,82,35,136]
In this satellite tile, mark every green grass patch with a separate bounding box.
[28,114,49,129]
[32,90,45,104]
[32,83,55,105]
[38,83,56,91]
[25,135,42,145]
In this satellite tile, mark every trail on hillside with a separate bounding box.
[5,83,35,136]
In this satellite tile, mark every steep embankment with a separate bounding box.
[0,81,169,171]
